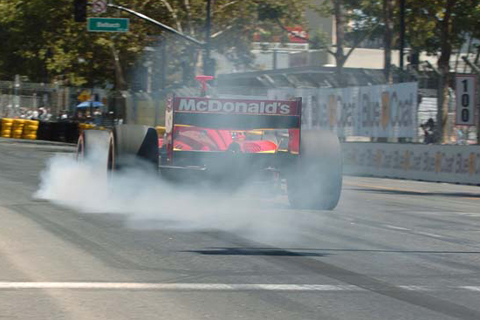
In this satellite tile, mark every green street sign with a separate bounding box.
[87,18,129,32]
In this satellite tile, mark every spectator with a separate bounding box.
[421,118,435,144]
[38,108,46,120]
[44,108,52,121]
[31,108,39,120]
[93,109,102,126]
[456,128,467,145]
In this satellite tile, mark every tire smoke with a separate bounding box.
[35,153,306,245]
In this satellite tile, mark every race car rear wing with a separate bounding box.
[163,95,302,164]
[166,96,302,130]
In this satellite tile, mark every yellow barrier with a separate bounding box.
[79,123,96,129]
[0,119,41,140]
[1,118,13,138]
[78,123,96,136]
[22,119,39,140]
[11,119,26,139]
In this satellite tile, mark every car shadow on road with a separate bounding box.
[211,247,480,254]
[185,247,328,257]
[353,188,480,198]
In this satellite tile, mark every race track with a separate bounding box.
[1,138,480,320]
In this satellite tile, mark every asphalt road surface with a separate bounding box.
[1,138,480,320]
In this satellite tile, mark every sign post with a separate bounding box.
[87,18,129,32]
[455,74,476,126]
[91,0,107,14]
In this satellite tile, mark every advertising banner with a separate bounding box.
[268,82,418,138]
[343,143,480,185]
[173,97,300,116]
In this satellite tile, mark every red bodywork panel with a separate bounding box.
[170,126,277,153]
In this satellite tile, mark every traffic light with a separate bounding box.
[257,4,281,20]
[74,0,87,22]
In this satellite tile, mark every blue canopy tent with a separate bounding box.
[76,101,104,108]
[74,101,105,122]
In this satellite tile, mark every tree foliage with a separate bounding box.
[311,0,383,86]
[400,0,479,142]
[0,0,306,88]
[0,0,161,86]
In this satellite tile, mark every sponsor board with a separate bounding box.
[455,74,476,126]
[286,26,309,43]
[173,97,300,116]
[343,143,480,185]
[269,82,418,138]
[77,90,91,102]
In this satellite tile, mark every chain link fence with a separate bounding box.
[1,76,478,145]
[0,79,112,122]
[0,80,72,119]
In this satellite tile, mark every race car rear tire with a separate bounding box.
[112,124,159,172]
[76,129,114,171]
[286,130,343,210]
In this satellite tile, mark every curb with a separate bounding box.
[0,137,76,147]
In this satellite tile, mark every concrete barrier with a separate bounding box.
[343,142,480,185]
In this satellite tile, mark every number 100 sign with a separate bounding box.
[455,74,476,126]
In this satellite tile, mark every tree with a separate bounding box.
[0,0,308,89]
[436,0,456,143]
[383,0,394,83]
[0,0,167,87]
[312,0,380,86]
[332,0,347,83]
[402,1,478,143]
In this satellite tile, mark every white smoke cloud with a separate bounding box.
[35,153,307,246]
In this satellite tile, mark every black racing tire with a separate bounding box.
[76,129,114,171]
[286,130,343,210]
[112,124,159,172]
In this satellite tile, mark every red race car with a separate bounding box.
[77,92,342,210]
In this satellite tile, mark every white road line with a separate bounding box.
[461,286,480,292]
[411,211,480,217]
[397,285,431,291]
[0,282,477,293]
[383,225,447,239]
[455,212,480,217]
[0,282,363,291]
[416,231,446,239]
[384,224,411,231]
